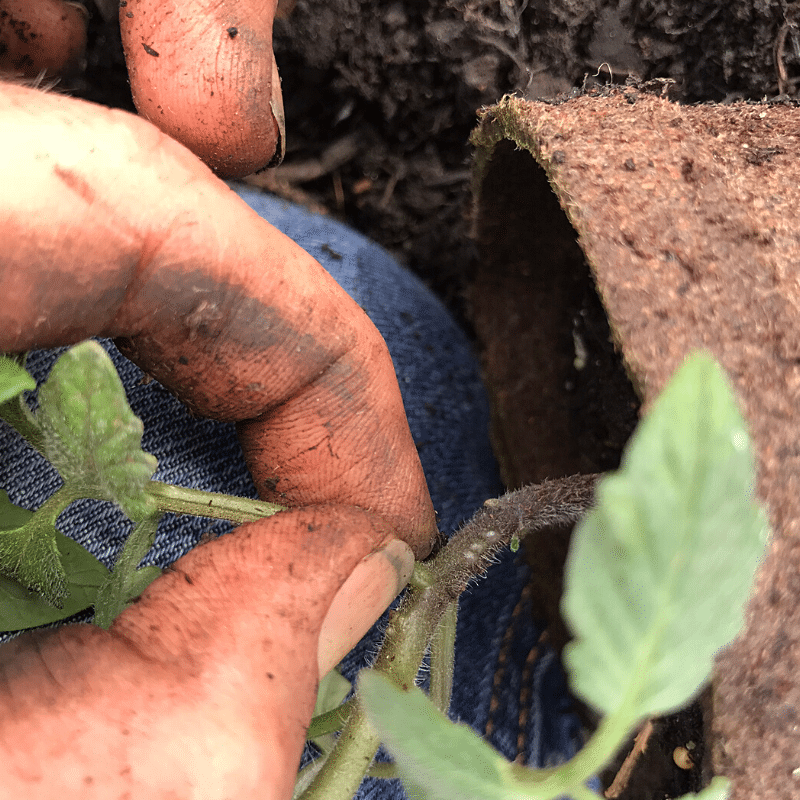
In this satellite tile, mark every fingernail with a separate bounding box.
[317,539,414,675]
[266,55,285,167]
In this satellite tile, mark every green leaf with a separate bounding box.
[0,489,35,531]
[0,493,110,629]
[359,670,523,800]
[93,514,162,628]
[0,521,67,608]
[37,341,158,521]
[314,668,352,718]
[0,528,110,631]
[562,352,769,722]
[0,356,35,405]
[303,668,354,779]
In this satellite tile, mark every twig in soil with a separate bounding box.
[604,719,654,799]
[775,21,792,95]
[774,6,800,96]
[475,33,533,91]
[245,133,361,188]
[379,168,404,208]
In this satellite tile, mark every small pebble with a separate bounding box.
[673,746,694,770]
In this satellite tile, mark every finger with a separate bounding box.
[0,0,87,79]
[0,508,401,799]
[120,0,285,177]
[0,80,436,556]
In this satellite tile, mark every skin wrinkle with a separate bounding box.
[239,413,383,509]
[123,324,328,420]
[52,166,97,206]
[232,324,420,517]
[106,226,177,341]
[0,651,22,726]
[112,595,222,672]
[31,634,64,695]
[113,262,356,422]
[108,599,202,673]
[23,280,126,348]
[240,346,358,432]
[47,628,101,682]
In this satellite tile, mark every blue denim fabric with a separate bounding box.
[0,185,590,795]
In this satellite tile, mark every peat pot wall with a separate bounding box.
[469,89,800,800]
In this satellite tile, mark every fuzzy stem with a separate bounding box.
[146,481,285,523]
[429,600,457,714]
[301,474,599,800]
[0,393,45,455]
[0,397,285,526]
[428,474,598,599]
[366,762,397,780]
[298,695,383,800]
[34,483,86,522]
[305,698,357,740]
[300,578,448,800]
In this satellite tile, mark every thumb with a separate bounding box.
[318,536,414,674]
[0,507,412,800]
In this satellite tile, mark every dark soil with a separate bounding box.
[61,1,797,797]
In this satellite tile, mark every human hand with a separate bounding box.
[0,0,285,177]
[0,79,435,798]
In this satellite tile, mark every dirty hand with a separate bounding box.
[0,0,285,177]
[0,79,436,799]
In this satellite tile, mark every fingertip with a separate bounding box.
[0,0,87,80]
[120,0,283,177]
